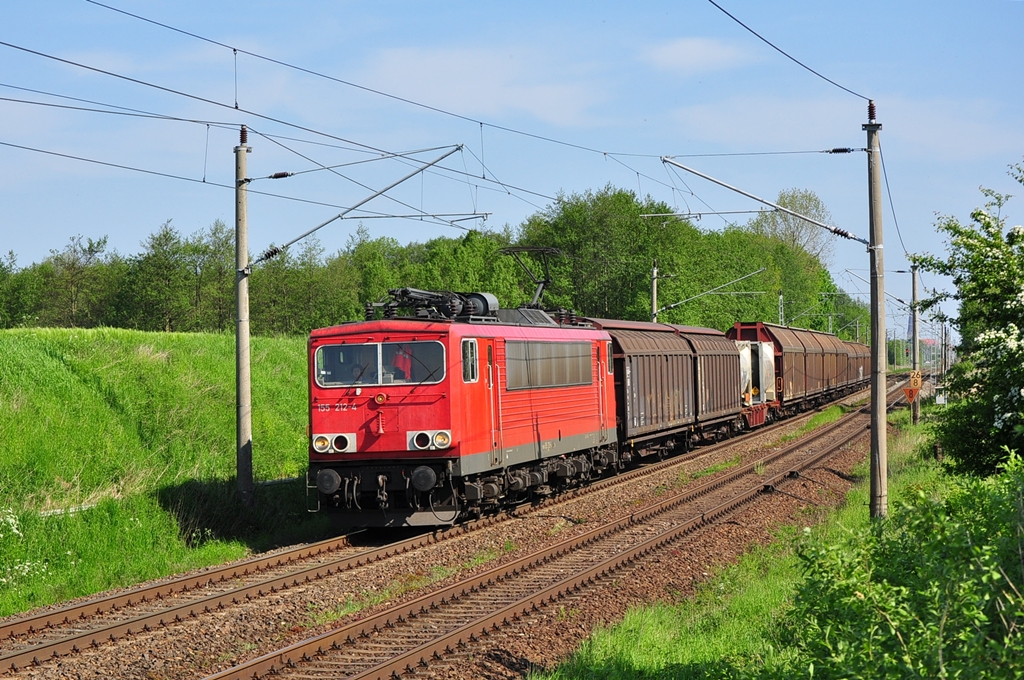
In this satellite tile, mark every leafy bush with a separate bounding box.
[781,451,1024,678]
[914,162,1024,474]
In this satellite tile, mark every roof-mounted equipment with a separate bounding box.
[365,288,499,321]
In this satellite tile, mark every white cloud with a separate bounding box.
[641,37,751,76]
[355,46,606,127]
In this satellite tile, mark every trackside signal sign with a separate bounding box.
[905,371,923,402]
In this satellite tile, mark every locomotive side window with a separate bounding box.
[607,342,614,374]
[461,339,479,383]
[315,341,445,387]
[505,341,592,390]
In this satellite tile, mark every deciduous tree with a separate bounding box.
[40,235,109,327]
[914,163,1024,474]
[116,221,193,332]
[744,188,837,265]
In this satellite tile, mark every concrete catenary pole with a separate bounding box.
[235,126,254,506]
[912,266,920,425]
[865,101,887,519]
[651,260,658,322]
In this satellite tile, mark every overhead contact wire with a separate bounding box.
[81,0,843,163]
[0,139,470,231]
[0,39,393,156]
[878,139,908,257]
[706,0,870,101]
[249,129,450,220]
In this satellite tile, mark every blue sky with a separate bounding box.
[3,1,1022,339]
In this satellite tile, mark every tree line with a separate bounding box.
[0,186,868,339]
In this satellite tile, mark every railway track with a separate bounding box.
[0,383,888,676]
[206,387,896,679]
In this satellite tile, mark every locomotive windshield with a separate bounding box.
[315,341,445,387]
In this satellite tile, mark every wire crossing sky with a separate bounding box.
[1,0,1022,327]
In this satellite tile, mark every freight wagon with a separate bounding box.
[726,321,870,419]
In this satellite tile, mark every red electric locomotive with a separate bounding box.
[307,289,616,527]
[307,290,868,528]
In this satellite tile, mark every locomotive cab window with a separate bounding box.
[315,341,446,387]
[461,339,479,383]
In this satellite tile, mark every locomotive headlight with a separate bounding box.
[332,434,350,452]
[408,430,452,451]
[312,435,330,453]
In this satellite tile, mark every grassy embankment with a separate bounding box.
[0,328,332,616]
[534,404,947,679]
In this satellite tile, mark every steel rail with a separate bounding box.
[0,395,824,668]
[205,394,883,679]
[1,381,876,673]
[0,538,352,639]
[1,382,861,642]
[0,527,485,671]
[349,411,883,680]
[354,423,871,680]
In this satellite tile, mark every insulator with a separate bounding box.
[384,305,396,319]
[867,101,876,122]
[240,125,248,145]
[557,309,566,325]
[569,310,577,325]
[449,299,459,316]
[364,302,374,320]
[260,246,282,261]
[828,148,853,154]
[269,171,290,179]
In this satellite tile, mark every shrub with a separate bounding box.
[914,162,1024,474]
[782,451,1024,678]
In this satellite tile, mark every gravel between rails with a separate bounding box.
[5,401,870,679]
[432,437,870,678]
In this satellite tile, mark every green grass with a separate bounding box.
[541,540,804,679]
[684,455,742,483]
[0,328,338,616]
[776,405,847,445]
[532,405,947,679]
[0,328,308,509]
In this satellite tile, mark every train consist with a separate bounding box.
[306,289,869,527]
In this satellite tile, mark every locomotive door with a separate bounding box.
[598,342,610,443]
[484,341,503,467]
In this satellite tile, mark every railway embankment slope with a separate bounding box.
[0,327,317,616]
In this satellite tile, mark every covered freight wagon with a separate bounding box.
[587,319,742,457]
[727,322,868,416]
